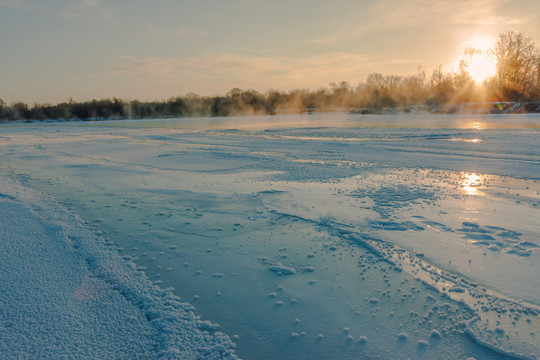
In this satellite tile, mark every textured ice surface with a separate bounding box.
[1,113,539,359]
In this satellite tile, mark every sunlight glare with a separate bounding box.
[462,173,483,196]
[468,51,497,83]
[453,36,498,84]
[471,122,482,130]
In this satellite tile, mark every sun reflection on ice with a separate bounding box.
[472,122,482,130]
[462,173,483,195]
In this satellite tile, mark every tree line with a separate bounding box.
[1,31,539,122]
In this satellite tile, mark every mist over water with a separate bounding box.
[62,113,540,131]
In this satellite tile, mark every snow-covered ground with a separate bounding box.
[0,176,237,359]
[1,113,539,359]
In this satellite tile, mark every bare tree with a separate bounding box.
[490,31,539,100]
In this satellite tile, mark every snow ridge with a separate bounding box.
[0,178,238,359]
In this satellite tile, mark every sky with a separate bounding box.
[1,0,539,104]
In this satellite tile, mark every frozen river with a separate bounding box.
[1,113,539,359]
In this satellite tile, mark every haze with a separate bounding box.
[1,0,539,104]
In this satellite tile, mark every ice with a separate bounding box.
[1,113,539,359]
[398,332,409,341]
[267,261,297,275]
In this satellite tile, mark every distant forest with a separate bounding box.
[2,31,539,122]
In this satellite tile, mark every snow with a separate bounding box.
[0,178,237,359]
[1,113,539,359]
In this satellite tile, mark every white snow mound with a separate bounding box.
[0,177,238,359]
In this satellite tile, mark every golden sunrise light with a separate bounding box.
[2,2,540,359]
[462,173,483,196]
[452,36,499,84]
[468,50,497,83]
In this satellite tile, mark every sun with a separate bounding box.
[452,35,497,84]
[467,50,497,83]
[454,36,498,83]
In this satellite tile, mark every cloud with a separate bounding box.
[100,52,418,94]
[368,0,511,28]
[109,57,179,78]
[307,0,506,48]
[173,28,207,38]
[57,0,113,20]
[310,35,341,45]
[303,0,530,74]
[142,24,207,40]
[0,0,30,10]
[315,0,520,45]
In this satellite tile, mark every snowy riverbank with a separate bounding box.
[0,177,237,359]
